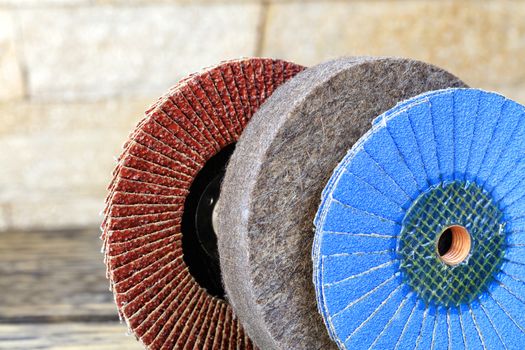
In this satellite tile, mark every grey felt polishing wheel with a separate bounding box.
[215,57,467,350]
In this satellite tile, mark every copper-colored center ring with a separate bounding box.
[438,225,471,266]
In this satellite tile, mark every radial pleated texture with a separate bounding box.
[101,58,304,349]
[314,88,525,350]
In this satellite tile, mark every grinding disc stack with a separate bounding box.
[215,57,465,350]
[103,55,525,350]
[101,58,303,349]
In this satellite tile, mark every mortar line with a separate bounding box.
[10,8,30,101]
[255,0,270,57]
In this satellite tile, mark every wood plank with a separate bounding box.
[0,229,116,321]
[0,229,144,349]
[0,323,143,349]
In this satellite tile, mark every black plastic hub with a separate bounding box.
[181,143,235,299]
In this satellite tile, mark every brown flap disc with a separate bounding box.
[101,58,304,350]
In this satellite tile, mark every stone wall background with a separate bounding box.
[0,0,524,231]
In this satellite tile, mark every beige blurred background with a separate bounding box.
[1,0,524,232]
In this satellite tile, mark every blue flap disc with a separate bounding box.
[313,88,525,349]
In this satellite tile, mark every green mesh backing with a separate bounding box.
[398,181,506,307]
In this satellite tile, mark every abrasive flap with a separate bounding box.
[314,88,525,349]
[101,58,304,350]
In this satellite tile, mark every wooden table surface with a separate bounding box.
[0,229,143,349]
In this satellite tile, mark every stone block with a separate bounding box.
[0,99,152,197]
[263,0,525,89]
[9,194,104,230]
[18,4,261,101]
[0,98,154,230]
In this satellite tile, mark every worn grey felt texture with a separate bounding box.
[215,57,467,350]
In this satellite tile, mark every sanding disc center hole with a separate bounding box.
[437,225,471,266]
[181,143,235,299]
